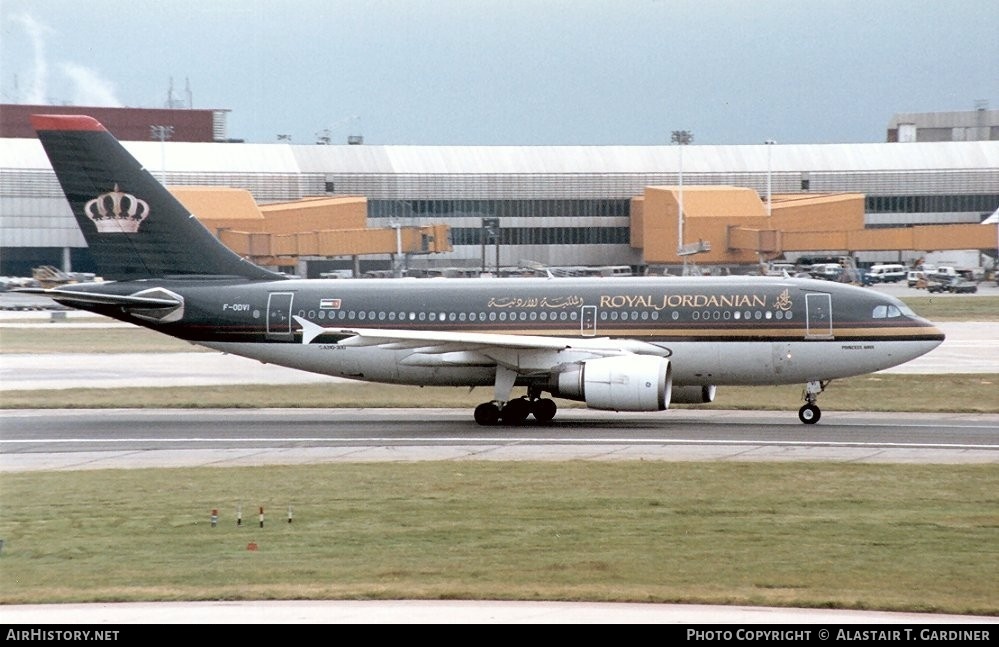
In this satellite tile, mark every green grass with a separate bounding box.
[901,295,999,321]
[0,325,208,354]
[1,462,996,614]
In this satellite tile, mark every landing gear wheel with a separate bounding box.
[474,402,501,426]
[532,398,557,423]
[798,380,828,425]
[798,404,821,425]
[500,398,531,425]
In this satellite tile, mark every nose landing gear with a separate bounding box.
[798,380,829,424]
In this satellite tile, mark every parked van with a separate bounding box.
[928,266,959,281]
[867,264,906,284]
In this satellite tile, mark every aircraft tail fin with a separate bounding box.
[31,114,282,281]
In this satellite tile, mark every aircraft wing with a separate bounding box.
[293,315,669,368]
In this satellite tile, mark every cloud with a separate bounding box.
[61,63,122,107]
[8,11,122,107]
[10,11,53,104]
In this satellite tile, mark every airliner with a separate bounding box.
[23,114,945,425]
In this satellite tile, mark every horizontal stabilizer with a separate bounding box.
[15,287,181,309]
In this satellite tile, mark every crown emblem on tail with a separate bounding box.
[84,184,150,233]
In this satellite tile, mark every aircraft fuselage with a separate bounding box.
[66,274,943,389]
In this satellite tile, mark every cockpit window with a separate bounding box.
[873,304,903,319]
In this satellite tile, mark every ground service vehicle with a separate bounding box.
[867,264,906,284]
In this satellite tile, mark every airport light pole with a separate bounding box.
[391,222,404,277]
[764,139,776,216]
[150,125,174,183]
[671,130,693,259]
[481,217,500,275]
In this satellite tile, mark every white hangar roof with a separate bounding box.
[3,137,997,176]
[290,141,999,175]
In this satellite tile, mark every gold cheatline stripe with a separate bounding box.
[433,326,937,339]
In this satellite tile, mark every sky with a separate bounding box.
[1,0,996,146]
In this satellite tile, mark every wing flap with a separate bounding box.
[398,351,495,367]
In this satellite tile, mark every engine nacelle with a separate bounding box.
[550,355,672,411]
[670,385,717,404]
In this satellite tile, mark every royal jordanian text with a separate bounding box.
[599,293,770,310]
[6,629,119,641]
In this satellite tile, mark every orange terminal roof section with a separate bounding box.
[171,184,988,269]
[633,186,992,264]
[168,187,451,267]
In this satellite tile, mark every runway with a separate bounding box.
[2,408,997,472]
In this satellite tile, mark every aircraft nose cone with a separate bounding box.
[926,323,946,347]
[906,323,946,367]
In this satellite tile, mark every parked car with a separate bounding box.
[765,262,796,276]
[927,277,978,294]
[948,279,979,294]
[808,263,843,281]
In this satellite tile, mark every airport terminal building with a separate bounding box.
[1,105,997,277]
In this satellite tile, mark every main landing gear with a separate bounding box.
[798,380,829,424]
[474,367,557,425]
[473,396,558,426]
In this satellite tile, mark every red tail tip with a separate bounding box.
[31,114,106,133]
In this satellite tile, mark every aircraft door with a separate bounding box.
[805,292,833,339]
[267,292,295,341]
[581,305,597,337]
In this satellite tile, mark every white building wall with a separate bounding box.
[0,196,81,247]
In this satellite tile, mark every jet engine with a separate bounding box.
[549,355,672,411]
[670,385,717,404]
